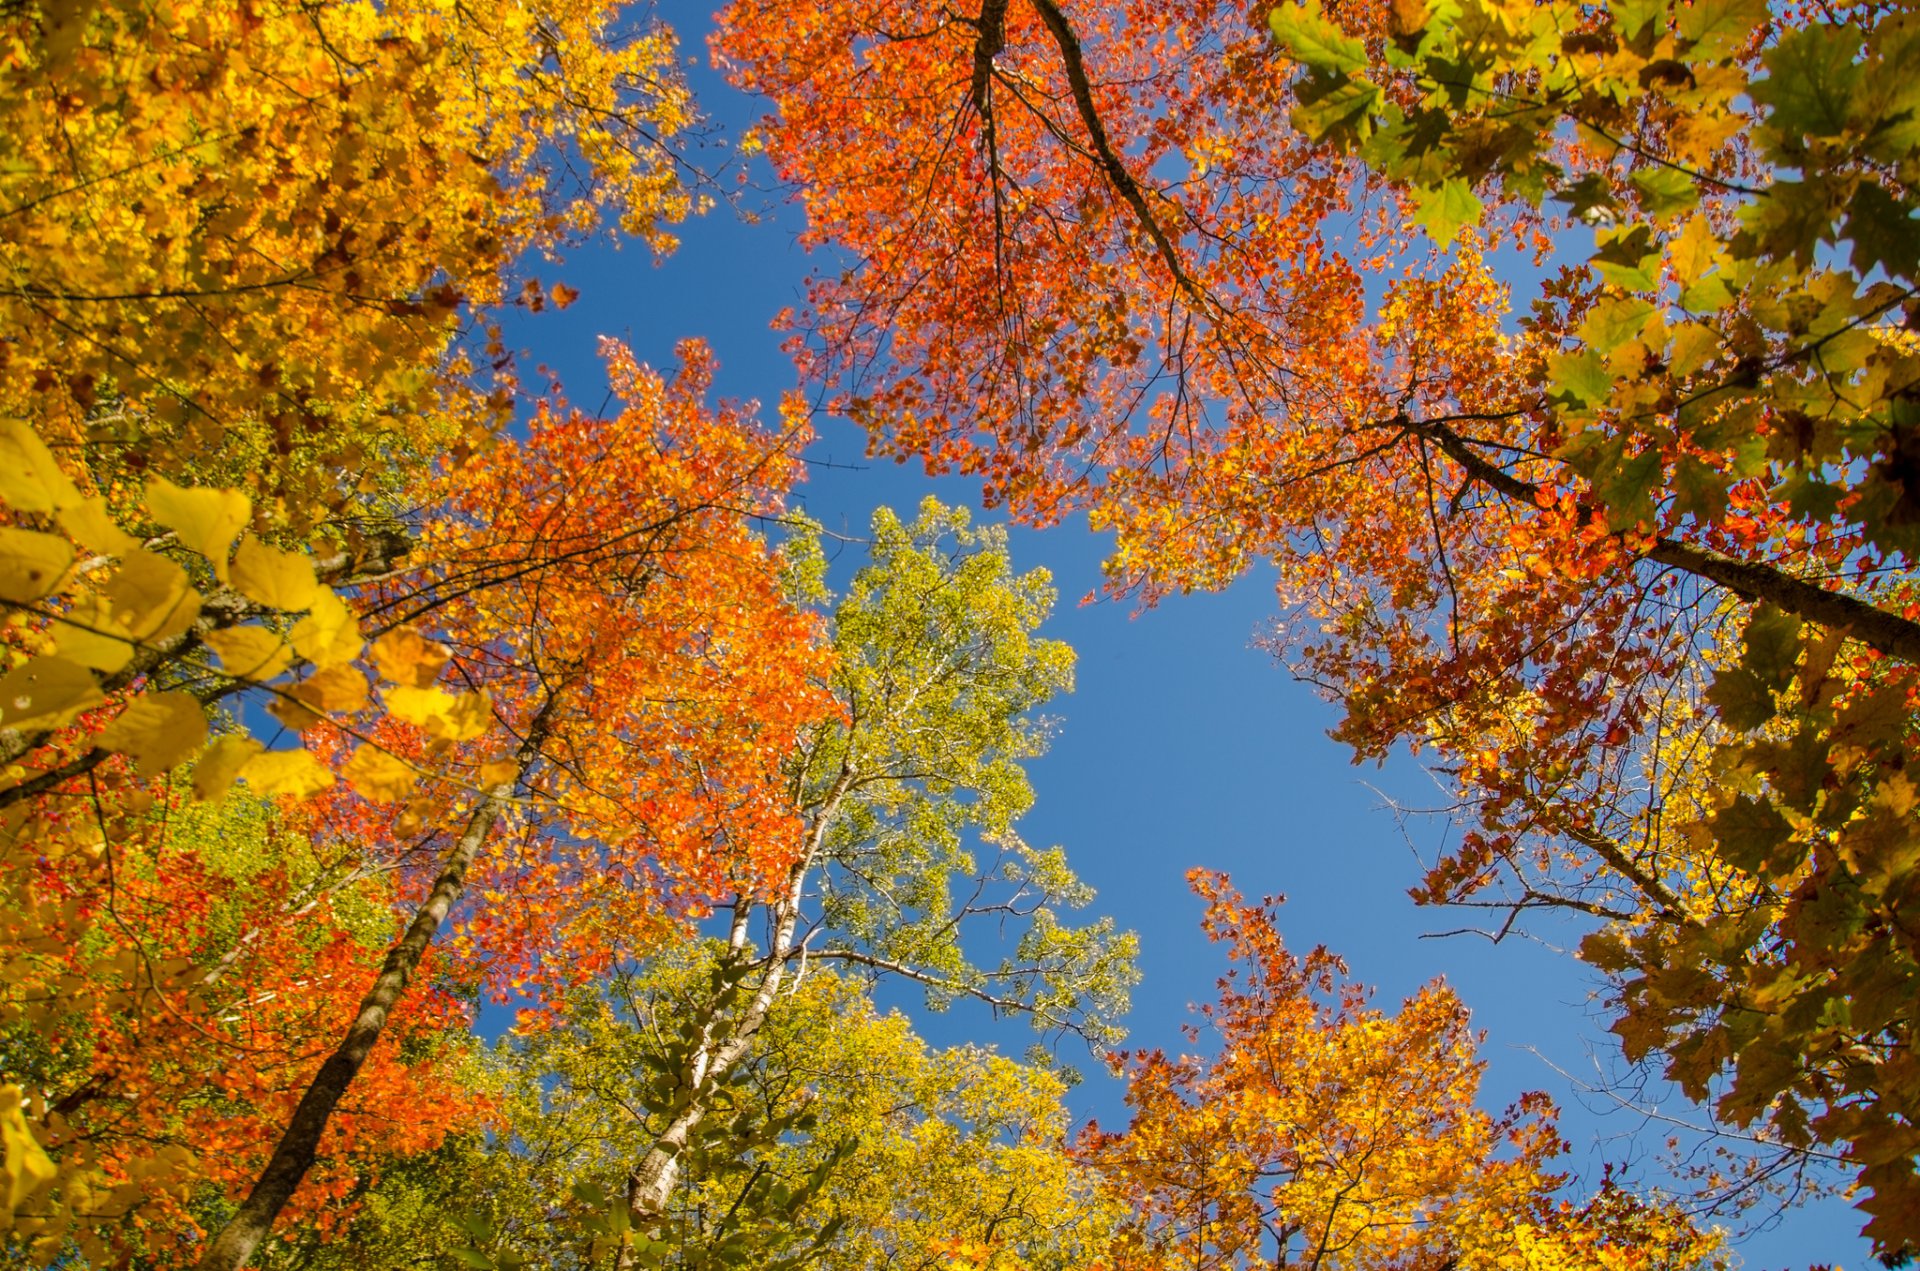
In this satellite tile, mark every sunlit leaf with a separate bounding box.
[97,690,208,773]
[0,528,73,602]
[146,477,250,580]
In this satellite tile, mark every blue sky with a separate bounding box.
[500,11,1874,1263]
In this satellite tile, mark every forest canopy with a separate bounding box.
[1,0,1914,1266]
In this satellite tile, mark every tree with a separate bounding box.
[351,951,1119,1271]
[596,497,1136,1269]
[0,343,836,1267]
[2,0,701,528]
[714,0,1920,1246]
[1080,871,1726,1271]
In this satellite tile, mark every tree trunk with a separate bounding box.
[193,718,544,1271]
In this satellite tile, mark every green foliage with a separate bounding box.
[801,498,1135,1050]
[285,952,1114,1271]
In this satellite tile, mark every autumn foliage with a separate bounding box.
[1,0,1914,1263]
[1081,873,1723,1271]
[719,0,1920,1247]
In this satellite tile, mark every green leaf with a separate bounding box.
[1611,0,1670,43]
[1593,224,1660,290]
[1551,172,1622,222]
[1293,75,1384,141]
[1411,177,1482,245]
[1579,296,1657,353]
[1678,0,1770,60]
[1742,603,1803,690]
[1547,349,1615,407]
[1706,665,1778,731]
[1270,0,1368,74]
[1711,793,1794,874]
[1753,25,1864,139]
[1844,181,1920,282]
[1631,166,1700,218]
[1594,446,1662,529]
[1671,455,1729,523]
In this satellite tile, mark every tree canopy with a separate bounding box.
[2,0,1914,1263]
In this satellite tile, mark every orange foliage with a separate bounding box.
[1079,872,1722,1271]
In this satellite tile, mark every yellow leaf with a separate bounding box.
[97,691,208,773]
[0,528,73,602]
[292,664,370,714]
[0,656,102,731]
[387,684,492,741]
[103,550,201,641]
[230,534,322,611]
[203,626,292,681]
[193,734,262,802]
[478,758,521,788]
[371,627,450,688]
[266,694,323,733]
[240,748,334,797]
[57,496,139,557]
[145,476,249,580]
[0,421,81,515]
[342,744,419,802]
[1,1084,56,1212]
[290,590,361,669]
[48,595,134,673]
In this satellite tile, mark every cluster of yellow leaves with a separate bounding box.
[2,0,700,528]
[1082,872,1726,1271]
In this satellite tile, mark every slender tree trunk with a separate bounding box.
[609,767,853,1271]
[194,705,549,1271]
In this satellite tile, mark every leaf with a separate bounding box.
[342,745,420,802]
[0,528,73,602]
[1550,172,1621,222]
[1755,25,1864,137]
[478,757,521,788]
[1546,350,1614,407]
[230,534,323,611]
[1269,0,1368,74]
[1630,167,1699,218]
[97,691,208,773]
[1593,224,1659,292]
[0,1084,56,1210]
[371,627,452,688]
[1705,665,1777,731]
[0,421,81,514]
[103,549,201,641]
[290,590,362,669]
[203,626,293,682]
[267,694,323,733]
[50,596,135,673]
[293,664,370,714]
[57,497,139,557]
[1578,297,1657,354]
[1741,603,1803,690]
[192,735,263,802]
[386,684,493,742]
[1292,75,1384,141]
[1678,0,1770,60]
[0,656,102,731]
[1844,181,1920,282]
[240,748,334,797]
[1412,177,1482,245]
[145,476,250,580]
